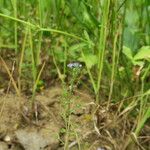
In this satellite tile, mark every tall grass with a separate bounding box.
[11,0,18,53]
[0,0,149,149]
[97,0,110,103]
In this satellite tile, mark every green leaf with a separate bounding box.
[125,9,139,27]
[67,0,98,30]
[123,46,133,60]
[69,43,87,52]
[54,48,65,62]
[132,61,144,67]
[0,8,11,15]
[135,108,150,135]
[133,46,150,61]
[83,30,94,48]
[145,89,150,95]
[79,53,98,69]
[68,43,87,59]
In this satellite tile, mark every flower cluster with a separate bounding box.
[67,62,82,69]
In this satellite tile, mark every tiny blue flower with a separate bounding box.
[67,62,82,69]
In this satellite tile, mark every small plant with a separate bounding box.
[61,62,82,150]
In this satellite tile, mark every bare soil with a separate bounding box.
[0,86,149,150]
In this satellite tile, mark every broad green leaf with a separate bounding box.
[132,60,144,67]
[69,43,87,52]
[80,54,98,69]
[134,46,150,61]
[83,30,94,48]
[0,8,11,15]
[68,43,87,59]
[123,46,133,60]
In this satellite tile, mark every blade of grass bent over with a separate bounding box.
[0,56,20,97]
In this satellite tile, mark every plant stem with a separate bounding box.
[97,0,110,104]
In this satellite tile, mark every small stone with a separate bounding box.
[15,124,60,150]
[3,135,11,142]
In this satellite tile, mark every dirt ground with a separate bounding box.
[0,86,149,150]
